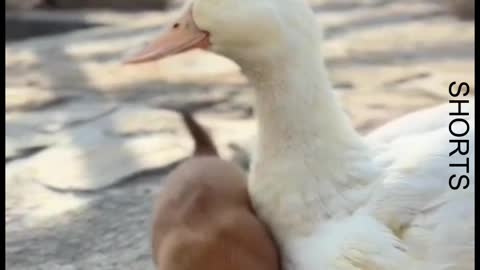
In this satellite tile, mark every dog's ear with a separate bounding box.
[180,111,218,156]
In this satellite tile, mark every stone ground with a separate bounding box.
[5,0,474,269]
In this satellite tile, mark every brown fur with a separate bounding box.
[151,112,280,270]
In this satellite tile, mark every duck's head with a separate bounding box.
[125,0,318,67]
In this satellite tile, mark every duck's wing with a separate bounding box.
[366,100,474,145]
[406,189,474,270]
[368,119,474,225]
[365,121,474,269]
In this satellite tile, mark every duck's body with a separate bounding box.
[250,98,474,270]
[241,6,474,268]
[126,0,475,269]
[250,69,474,270]
[247,41,474,269]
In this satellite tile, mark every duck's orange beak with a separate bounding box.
[124,8,210,64]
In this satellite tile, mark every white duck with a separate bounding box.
[125,0,475,269]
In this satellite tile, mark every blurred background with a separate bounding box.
[5,0,475,269]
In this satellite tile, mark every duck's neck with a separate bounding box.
[245,50,364,160]
[242,49,377,220]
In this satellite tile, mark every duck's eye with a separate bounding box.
[173,23,180,29]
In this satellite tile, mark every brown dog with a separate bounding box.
[151,112,280,270]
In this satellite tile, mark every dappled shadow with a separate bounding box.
[23,34,146,190]
[328,40,474,67]
[5,15,101,42]
[5,13,171,267]
[5,183,157,269]
[324,9,446,39]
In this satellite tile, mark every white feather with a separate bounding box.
[167,0,475,269]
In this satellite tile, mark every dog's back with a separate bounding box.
[152,112,280,270]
